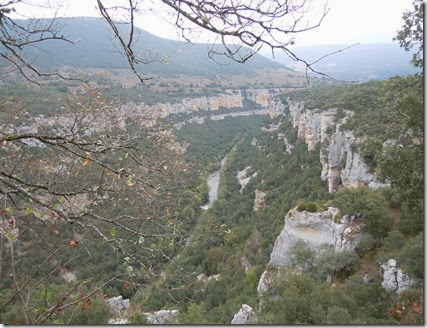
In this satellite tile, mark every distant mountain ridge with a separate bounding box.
[261,43,417,81]
[7,17,286,79]
[3,17,415,82]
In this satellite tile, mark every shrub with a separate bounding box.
[297,202,307,212]
[244,267,262,289]
[179,303,210,324]
[314,245,360,281]
[382,230,405,252]
[306,202,317,212]
[357,234,377,254]
[325,125,335,136]
[325,306,352,324]
[290,240,315,272]
[207,247,225,275]
[340,156,347,169]
[397,232,423,279]
[330,188,390,238]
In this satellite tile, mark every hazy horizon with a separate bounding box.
[9,0,413,47]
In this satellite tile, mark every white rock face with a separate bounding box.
[267,98,287,118]
[231,304,258,324]
[143,310,179,324]
[247,89,271,107]
[106,296,130,315]
[289,102,337,151]
[197,273,221,282]
[175,108,284,130]
[381,259,414,293]
[237,166,257,192]
[258,207,364,293]
[287,100,388,193]
[269,207,363,267]
[321,130,389,193]
[258,269,275,294]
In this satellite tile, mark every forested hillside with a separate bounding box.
[0,17,286,78]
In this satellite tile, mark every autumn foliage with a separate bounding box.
[387,289,423,324]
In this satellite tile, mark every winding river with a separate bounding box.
[201,151,231,210]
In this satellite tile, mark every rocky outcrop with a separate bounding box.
[123,88,285,129]
[287,100,387,193]
[237,167,257,192]
[258,207,364,293]
[108,318,128,324]
[231,304,258,324]
[266,98,287,118]
[174,107,284,130]
[106,297,179,324]
[321,130,389,193]
[258,269,276,294]
[143,310,179,324]
[197,273,221,282]
[148,92,243,117]
[381,259,414,293]
[251,137,263,150]
[106,296,130,315]
[60,266,76,283]
[261,122,281,132]
[277,133,293,154]
[289,102,338,151]
[247,89,271,107]
[253,190,267,211]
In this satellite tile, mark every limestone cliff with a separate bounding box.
[122,88,283,127]
[258,207,364,293]
[320,129,388,193]
[288,101,337,151]
[285,100,388,193]
[119,91,244,128]
[247,88,271,107]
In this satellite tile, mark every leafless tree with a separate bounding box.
[97,0,330,81]
[0,0,81,85]
[1,0,332,84]
[0,86,198,323]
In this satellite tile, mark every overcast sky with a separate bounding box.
[13,0,414,47]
